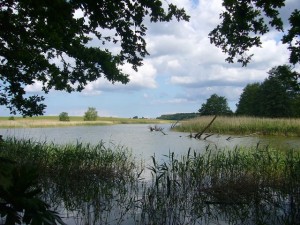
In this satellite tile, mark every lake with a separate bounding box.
[1,124,300,225]
[1,124,299,160]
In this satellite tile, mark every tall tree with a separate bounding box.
[259,77,291,117]
[263,65,300,117]
[236,83,261,116]
[209,0,300,66]
[0,0,189,116]
[236,65,300,117]
[199,94,233,116]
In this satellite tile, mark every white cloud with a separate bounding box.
[24,81,43,93]
[80,60,157,96]
[122,61,157,88]
[134,0,296,111]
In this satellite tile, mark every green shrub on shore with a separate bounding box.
[58,112,70,121]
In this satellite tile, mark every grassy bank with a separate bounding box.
[0,116,169,128]
[174,116,300,137]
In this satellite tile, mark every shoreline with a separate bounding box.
[0,116,170,128]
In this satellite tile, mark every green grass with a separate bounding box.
[174,116,300,137]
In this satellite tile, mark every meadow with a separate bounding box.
[0,116,168,128]
[174,116,300,137]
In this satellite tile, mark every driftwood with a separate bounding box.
[148,125,167,135]
[194,115,217,139]
[170,120,179,129]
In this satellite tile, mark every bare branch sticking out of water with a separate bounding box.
[170,121,179,129]
[194,115,217,139]
[148,125,167,135]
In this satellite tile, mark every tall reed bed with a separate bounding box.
[174,116,300,136]
[0,138,141,223]
[0,138,136,181]
[139,147,300,224]
[0,116,168,128]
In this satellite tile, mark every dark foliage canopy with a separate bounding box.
[236,83,261,116]
[209,0,300,66]
[236,65,300,117]
[0,0,189,116]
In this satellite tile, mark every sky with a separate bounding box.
[1,0,299,118]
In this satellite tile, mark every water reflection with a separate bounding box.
[1,124,300,224]
[35,149,300,225]
[1,124,299,158]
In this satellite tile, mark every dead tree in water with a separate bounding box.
[194,115,217,139]
[148,125,167,135]
[170,120,179,129]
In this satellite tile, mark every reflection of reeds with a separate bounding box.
[174,116,300,137]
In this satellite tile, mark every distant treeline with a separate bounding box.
[156,113,200,120]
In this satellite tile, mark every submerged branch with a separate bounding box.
[194,115,217,139]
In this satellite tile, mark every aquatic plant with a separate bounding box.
[138,146,300,225]
[1,137,300,224]
[174,116,300,137]
[0,138,140,223]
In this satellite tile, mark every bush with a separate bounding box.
[8,116,15,120]
[59,112,70,121]
[84,107,98,121]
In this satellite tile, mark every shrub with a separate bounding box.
[8,116,15,120]
[59,112,70,121]
[83,107,98,121]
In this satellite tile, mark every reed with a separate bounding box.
[0,138,137,182]
[0,138,141,224]
[2,137,299,224]
[174,116,300,136]
[0,116,168,128]
[139,146,300,224]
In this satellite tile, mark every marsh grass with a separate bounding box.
[1,137,300,224]
[0,116,168,128]
[0,138,141,223]
[0,138,136,181]
[174,116,300,137]
[140,147,300,224]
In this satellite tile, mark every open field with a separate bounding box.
[0,116,169,128]
[174,116,300,137]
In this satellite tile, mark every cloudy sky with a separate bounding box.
[1,0,299,118]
